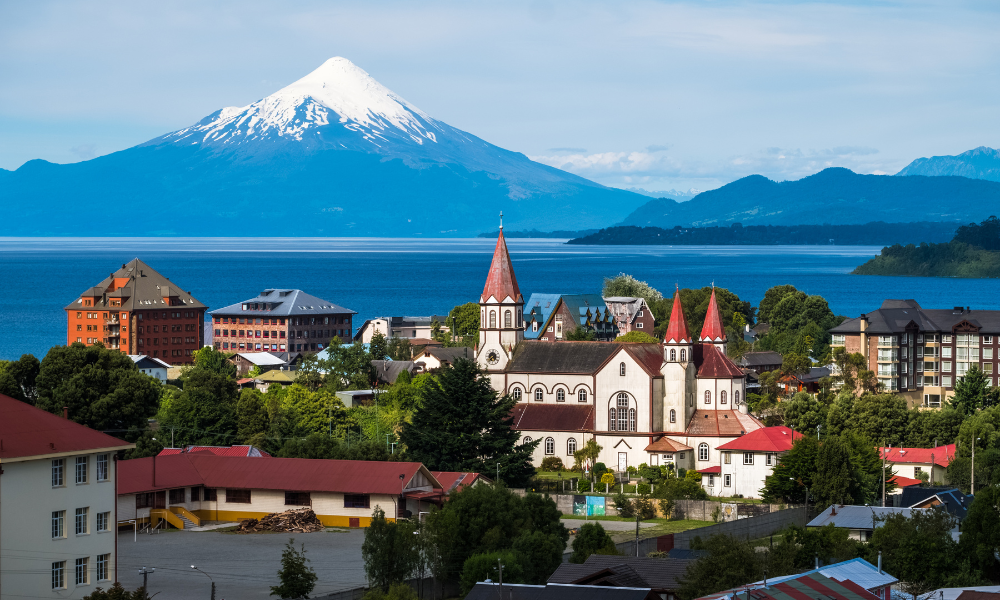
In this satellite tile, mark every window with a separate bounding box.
[670,409,676,423]
[831,334,845,345]
[512,387,522,401]
[721,390,727,404]
[943,375,953,387]
[985,348,994,360]
[724,474,732,487]
[53,459,65,487]
[545,437,555,455]
[609,407,617,431]
[708,474,715,487]
[285,492,311,506]
[766,453,775,466]
[734,390,740,405]
[617,393,630,431]
[698,443,709,461]
[670,349,676,361]
[169,488,185,504]
[723,452,731,464]
[985,336,994,344]
[619,362,626,376]
[578,389,587,402]
[567,438,577,455]
[76,557,89,585]
[629,408,636,431]
[680,349,686,361]
[679,452,686,459]
[489,311,496,328]
[97,554,110,581]
[52,510,65,538]
[226,489,251,503]
[53,561,66,589]
[344,494,370,508]
[743,452,754,465]
[637,322,643,328]
[523,436,532,444]
[532,321,539,332]
[505,310,512,328]
[97,511,110,532]
[135,493,152,509]
[534,388,543,401]
[76,507,89,534]
[203,488,215,503]
[75,456,88,484]
[557,389,565,402]
[704,390,711,404]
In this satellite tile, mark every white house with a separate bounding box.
[0,394,133,598]
[879,444,955,485]
[702,426,802,498]
[128,354,171,383]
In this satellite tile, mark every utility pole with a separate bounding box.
[192,565,215,600]
[635,512,640,557]
[138,566,154,591]
[497,559,504,597]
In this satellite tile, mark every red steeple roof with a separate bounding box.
[664,288,691,343]
[700,287,726,342]
[481,229,522,303]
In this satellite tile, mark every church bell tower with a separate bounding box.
[477,215,524,373]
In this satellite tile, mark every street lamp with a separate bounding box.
[191,565,216,600]
[138,566,155,591]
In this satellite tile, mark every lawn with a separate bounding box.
[560,515,712,539]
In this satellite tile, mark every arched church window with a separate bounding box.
[629,408,636,432]
[523,436,532,444]
[489,311,496,329]
[670,349,676,361]
[617,393,629,431]
[734,390,741,405]
[670,409,676,423]
[505,310,512,328]
[704,390,711,404]
[534,388,543,401]
[578,389,587,403]
[545,437,555,455]
[609,408,617,431]
[620,362,626,376]
[557,389,566,402]
[721,391,728,404]
[567,438,577,455]
[698,443,709,461]
[512,387,522,401]
[680,349,686,361]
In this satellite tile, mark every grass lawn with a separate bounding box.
[534,471,582,480]
[560,515,712,539]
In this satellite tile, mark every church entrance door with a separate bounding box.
[618,452,627,472]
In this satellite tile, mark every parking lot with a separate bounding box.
[117,528,368,600]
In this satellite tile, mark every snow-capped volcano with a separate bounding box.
[1,57,647,236]
[163,58,442,150]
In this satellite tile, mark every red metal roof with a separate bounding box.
[697,466,721,474]
[431,471,491,492]
[889,475,922,488]
[644,436,692,452]
[0,394,132,460]
[623,344,666,376]
[158,445,272,457]
[664,289,691,343]
[481,229,522,303]
[118,454,439,495]
[699,289,726,342]
[717,426,801,452]
[696,571,880,600]
[694,344,745,378]
[684,410,763,437]
[511,403,594,432]
[879,444,954,467]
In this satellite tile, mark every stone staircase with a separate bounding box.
[177,514,198,529]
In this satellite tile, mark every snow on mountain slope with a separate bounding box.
[161,57,443,150]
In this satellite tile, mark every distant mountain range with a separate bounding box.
[622,188,697,201]
[0,57,645,237]
[896,146,1000,182]
[620,167,1000,229]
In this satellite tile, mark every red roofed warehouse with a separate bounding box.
[117,453,447,528]
[708,426,802,498]
[0,394,134,598]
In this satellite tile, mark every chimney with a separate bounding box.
[877,551,882,573]
[62,407,68,419]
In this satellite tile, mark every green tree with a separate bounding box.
[615,331,659,343]
[460,550,525,592]
[905,406,964,448]
[827,392,910,447]
[762,436,819,502]
[157,367,239,446]
[959,486,1000,581]
[830,347,880,394]
[512,530,565,584]
[447,302,481,346]
[123,431,165,459]
[677,533,796,600]
[812,435,856,508]
[951,365,1000,416]
[565,326,597,341]
[570,522,616,563]
[781,524,862,569]
[362,583,418,600]
[400,359,537,486]
[573,438,603,473]
[35,343,161,439]
[362,507,418,591]
[386,337,413,361]
[370,331,389,361]
[82,583,152,600]
[783,392,827,435]
[0,353,40,403]
[192,346,237,379]
[236,388,270,443]
[270,538,318,599]
[603,273,663,304]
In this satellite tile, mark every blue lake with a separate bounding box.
[0,237,995,361]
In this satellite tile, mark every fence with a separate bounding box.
[671,507,809,549]
[313,577,460,600]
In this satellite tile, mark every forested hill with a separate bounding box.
[620,167,1000,228]
[853,216,1000,278]
[567,222,957,246]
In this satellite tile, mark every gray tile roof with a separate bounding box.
[507,341,621,374]
[67,258,206,311]
[466,583,657,600]
[830,299,1000,334]
[739,351,783,367]
[210,289,356,317]
[807,505,925,530]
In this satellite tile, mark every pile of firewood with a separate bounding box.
[236,508,324,533]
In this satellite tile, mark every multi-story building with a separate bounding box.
[604,297,655,337]
[830,300,1000,407]
[210,289,356,354]
[0,394,133,598]
[353,315,450,344]
[700,426,802,498]
[524,293,619,341]
[65,259,206,364]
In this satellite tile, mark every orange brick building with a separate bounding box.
[65,259,207,364]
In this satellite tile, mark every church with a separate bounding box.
[475,228,763,474]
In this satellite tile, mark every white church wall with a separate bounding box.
[594,349,655,433]
[505,373,594,404]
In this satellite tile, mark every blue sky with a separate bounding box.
[1,0,998,192]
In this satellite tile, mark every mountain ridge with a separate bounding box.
[896,146,1000,182]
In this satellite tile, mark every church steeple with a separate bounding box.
[664,288,690,344]
[480,227,522,304]
[700,287,727,351]
[477,219,524,373]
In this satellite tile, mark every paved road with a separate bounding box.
[117,528,367,600]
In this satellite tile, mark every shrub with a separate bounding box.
[363,583,418,600]
[600,472,616,485]
[460,550,524,593]
[637,483,651,495]
[570,523,617,563]
[540,457,564,472]
[594,462,607,475]
[685,470,703,484]
[577,478,592,493]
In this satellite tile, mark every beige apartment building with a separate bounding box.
[0,395,132,599]
[830,300,1000,407]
